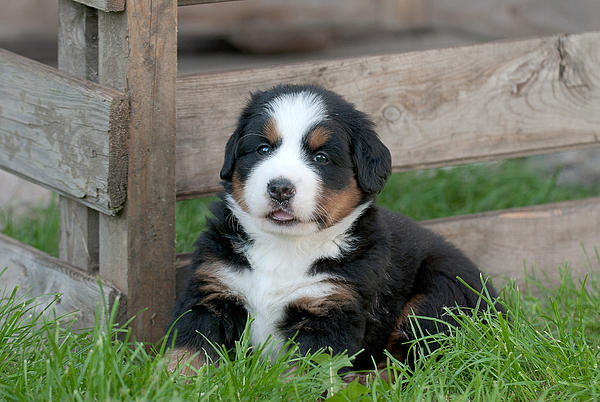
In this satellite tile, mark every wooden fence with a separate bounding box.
[1,0,599,342]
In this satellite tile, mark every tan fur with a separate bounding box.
[307,126,331,150]
[317,178,362,227]
[384,294,426,354]
[264,118,280,144]
[290,285,356,318]
[231,171,248,212]
[194,261,244,311]
[165,347,207,375]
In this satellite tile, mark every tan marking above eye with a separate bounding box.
[263,118,280,144]
[307,126,331,150]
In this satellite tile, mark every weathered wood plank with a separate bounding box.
[72,0,124,13]
[0,233,121,329]
[72,0,237,9]
[58,0,101,273]
[175,32,600,198]
[423,198,600,287]
[429,0,600,39]
[0,48,128,216]
[178,0,241,5]
[97,0,177,342]
[174,198,600,291]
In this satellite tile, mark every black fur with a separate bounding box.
[168,84,501,370]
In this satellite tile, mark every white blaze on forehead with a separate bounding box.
[242,90,328,230]
[266,91,327,144]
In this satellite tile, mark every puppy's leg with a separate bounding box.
[385,268,498,366]
[165,271,248,373]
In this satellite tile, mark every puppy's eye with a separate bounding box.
[257,144,272,156]
[314,152,329,164]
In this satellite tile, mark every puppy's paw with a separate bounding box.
[164,347,206,376]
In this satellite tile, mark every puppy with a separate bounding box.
[166,84,500,372]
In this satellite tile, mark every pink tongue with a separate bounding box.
[271,210,295,221]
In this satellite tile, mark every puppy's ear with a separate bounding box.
[220,126,243,181]
[351,123,392,194]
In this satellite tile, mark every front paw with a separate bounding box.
[165,347,207,375]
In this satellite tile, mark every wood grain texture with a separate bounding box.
[97,0,177,342]
[59,200,99,272]
[0,48,128,215]
[0,233,121,330]
[175,32,600,198]
[174,199,600,291]
[429,0,600,39]
[423,198,600,288]
[72,0,124,12]
[178,0,241,5]
[58,0,100,273]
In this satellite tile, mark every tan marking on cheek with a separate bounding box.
[264,118,280,144]
[317,178,362,227]
[231,171,249,212]
[307,126,331,150]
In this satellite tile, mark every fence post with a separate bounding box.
[97,0,177,342]
[57,0,100,273]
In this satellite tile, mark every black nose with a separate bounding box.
[267,178,296,202]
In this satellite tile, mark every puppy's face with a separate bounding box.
[221,85,391,236]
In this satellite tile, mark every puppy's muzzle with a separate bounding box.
[267,178,296,203]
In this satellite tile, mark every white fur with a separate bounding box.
[223,197,370,357]
[242,91,327,235]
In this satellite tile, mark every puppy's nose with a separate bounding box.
[267,178,296,202]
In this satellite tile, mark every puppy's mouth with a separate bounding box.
[268,209,297,225]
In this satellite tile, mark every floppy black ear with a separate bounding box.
[351,123,392,194]
[220,126,243,181]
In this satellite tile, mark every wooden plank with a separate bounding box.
[178,0,426,52]
[72,0,238,9]
[423,198,600,288]
[429,0,600,39]
[58,0,100,273]
[175,32,600,198]
[72,0,124,13]
[59,202,99,272]
[178,0,241,5]
[97,0,177,342]
[0,233,121,330]
[0,48,128,216]
[174,198,600,291]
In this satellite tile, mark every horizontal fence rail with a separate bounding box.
[71,0,124,12]
[71,0,241,12]
[176,31,600,199]
[174,198,600,290]
[0,233,122,329]
[423,197,600,287]
[0,49,128,216]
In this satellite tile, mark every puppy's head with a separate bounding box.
[221,84,391,235]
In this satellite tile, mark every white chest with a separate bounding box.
[219,236,340,355]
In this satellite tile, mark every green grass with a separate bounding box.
[1,263,599,401]
[1,158,599,400]
[0,197,59,256]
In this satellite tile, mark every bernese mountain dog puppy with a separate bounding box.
[167,84,500,374]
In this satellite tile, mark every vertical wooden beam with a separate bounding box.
[57,0,100,273]
[97,0,177,342]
